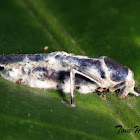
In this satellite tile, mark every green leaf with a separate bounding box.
[0,0,140,139]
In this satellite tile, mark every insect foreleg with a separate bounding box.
[118,85,139,99]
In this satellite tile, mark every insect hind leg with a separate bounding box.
[68,66,104,107]
[70,68,76,107]
[62,68,76,107]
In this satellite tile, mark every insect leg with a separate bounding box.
[108,81,126,93]
[68,66,104,107]
[113,81,126,90]
[118,86,126,99]
[72,66,104,86]
[61,68,76,107]
[129,87,139,96]
[70,68,76,107]
[118,85,139,99]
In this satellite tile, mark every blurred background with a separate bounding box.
[0,0,140,139]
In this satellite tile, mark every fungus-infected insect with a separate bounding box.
[0,51,139,107]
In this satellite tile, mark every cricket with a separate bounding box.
[0,51,140,107]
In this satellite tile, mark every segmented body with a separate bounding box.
[0,51,131,95]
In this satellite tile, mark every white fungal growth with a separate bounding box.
[0,51,139,102]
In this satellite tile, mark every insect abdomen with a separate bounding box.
[0,54,25,64]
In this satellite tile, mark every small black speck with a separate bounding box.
[0,66,4,71]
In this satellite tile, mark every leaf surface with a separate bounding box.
[0,0,140,139]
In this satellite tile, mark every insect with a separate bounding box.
[0,51,139,107]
